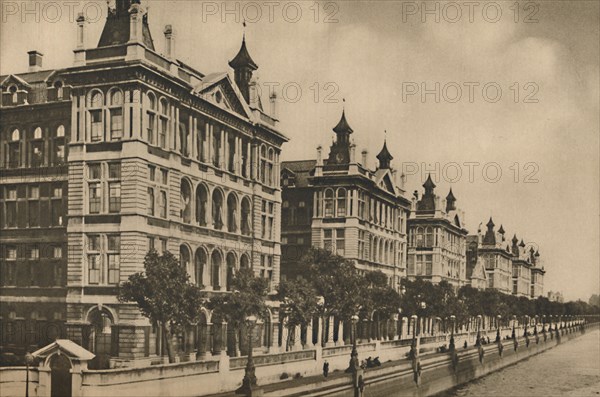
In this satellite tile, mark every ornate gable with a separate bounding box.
[195,74,250,119]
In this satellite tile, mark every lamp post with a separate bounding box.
[348,314,360,373]
[449,315,456,351]
[524,315,529,337]
[495,315,501,343]
[25,352,34,397]
[317,296,325,347]
[397,308,403,340]
[409,314,418,359]
[475,315,482,347]
[511,315,517,339]
[542,315,546,333]
[236,315,259,396]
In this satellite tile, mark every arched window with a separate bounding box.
[108,89,124,141]
[227,192,238,233]
[240,254,250,269]
[87,308,114,369]
[212,189,224,230]
[324,189,334,217]
[146,91,157,144]
[30,127,44,167]
[53,125,66,165]
[180,245,192,279]
[425,227,433,248]
[211,250,222,290]
[195,248,207,287]
[241,197,252,236]
[180,179,192,223]
[336,188,346,217]
[267,148,275,186]
[379,240,384,264]
[212,128,221,168]
[89,90,104,142]
[9,85,18,103]
[159,98,169,149]
[226,252,236,291]
[260,145,267,184]
[7,129,20,168]
[416,227,424,248]
[54,81,64,99]
[195,184,208,226]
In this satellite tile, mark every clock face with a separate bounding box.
[335,152,345,163]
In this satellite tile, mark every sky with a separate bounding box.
[1,0,598,301]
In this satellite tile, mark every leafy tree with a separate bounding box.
[118,250,205,363]
[208,267,269,355]
[277,277,319,351]
[301,249,366,345]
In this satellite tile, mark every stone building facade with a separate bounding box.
[1,0,287,368]
[406,176,469,288]
[0,58,71,363]
[280,112,411,289]
[467,219,545,298]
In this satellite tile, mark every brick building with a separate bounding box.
[1,0,287,368]
[406,177,469,288]
[280,111,411,289]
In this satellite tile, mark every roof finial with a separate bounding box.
[242,19,246,41]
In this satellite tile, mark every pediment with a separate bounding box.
[1,74,31,90]
[195,73,250,119]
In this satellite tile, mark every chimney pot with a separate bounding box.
[28,51,43,72]
[361,150,368,168]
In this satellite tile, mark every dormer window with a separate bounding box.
[9,85,17,103]
[54,81,64,99]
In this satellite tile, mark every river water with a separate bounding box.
[438,329,600,397]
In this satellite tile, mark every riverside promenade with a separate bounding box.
[208,321,598,397]
[439,328,600,397]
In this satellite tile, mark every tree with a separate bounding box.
[208,267,269,355]
[302,249,366,345]
[277,277,319,351]
[118,250,205,363]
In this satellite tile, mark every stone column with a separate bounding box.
[281,324,289,352]
[338,320,345,346]
[294,325,303,351]
[317,317,323,347]
[305,321,313,348]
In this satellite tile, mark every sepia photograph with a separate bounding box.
[0,1,598,396]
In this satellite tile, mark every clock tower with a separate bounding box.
[327,110,353,166]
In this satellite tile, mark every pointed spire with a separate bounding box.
[229,35,258,70]
[445,188,456,212]
[376,136,393,169]
[519,239,526,247]
[486,217,495,229]
[512,234,518,244]
[535,250,540,257]
[333,109,353,134]
[423,174,436,191]
[498,224,505,234]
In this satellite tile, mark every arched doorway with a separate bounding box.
[87,308,114,369]
[50,353,72,397]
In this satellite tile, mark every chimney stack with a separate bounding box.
[269,91,278,120]
[361,150,368,167]
[28,51,43,72]
[164,25,175,60]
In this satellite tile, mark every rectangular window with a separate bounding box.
[90,110,103,142]
[88,254,101,284]
[5,186,17,228]
[159,191,167,218]
[160,238,167,253]
[336,229,345,256]
[108,182,121,213]
[147,187,155,216]
[89,164,101,179]
[148,165,156,182]
[89,183,101,214]
[53,246,62,259]
[159,117,167,148]
[324,229,333,252]
[161,169,168,185]
[147,112,156,144]
[28,186,40,227]
[148,237,155,251]
[110,108,123,140]
[107,235,120,285]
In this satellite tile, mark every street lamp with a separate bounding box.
[25,352,34,397]
[317,296,325,347]
[449,315,456,351]
[475,315,482,347]
[511,315,517,340]
[348,314,360,373]
[495,315,501,343]
[524,315,530,337]
[236,315,259,396]
[397,308,403,340]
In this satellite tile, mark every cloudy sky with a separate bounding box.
[1,0,598,301]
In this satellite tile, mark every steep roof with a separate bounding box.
[376,140,393,162]
[332,110,353,134]
[97,0,155,50]
[281,160,316,187]
[228,37,258,70]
